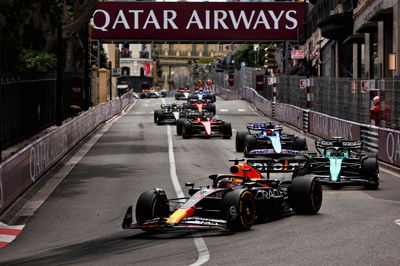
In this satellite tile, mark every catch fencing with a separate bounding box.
[0,91,135,215]
[216,85,400,169]
[210,68,400,131]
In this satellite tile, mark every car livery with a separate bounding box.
[189,89,216,102]
[183,98,216,115]
[154,104,183,125]
[122,158,323,232]
[235,122,307,157]
[175,88,192,100]
[176,112,232,139]
[304,138,379,189]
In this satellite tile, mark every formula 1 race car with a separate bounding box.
[176,112,232,139]
[154,103,183,125]
[175,88,192,100]
[139,89,161,99]
[235,122,307,157]
[188,89,216,102]
[183,98,216,115]
[122,158,322,232]
[304,138,379,189]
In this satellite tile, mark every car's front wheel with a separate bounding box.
[222,189,256,231]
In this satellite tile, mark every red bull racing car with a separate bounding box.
[122,158,322,232]
[236,122,307,157]
[176,112,232,139]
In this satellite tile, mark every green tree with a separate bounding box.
[0,0,97,72]
[233,44,271,70]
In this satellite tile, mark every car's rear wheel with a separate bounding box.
[289,175,322,214]
[236,131,249,152]
[135,189,170,228]
[222,122,232,139]
[209,103,216,115]
[361,158,379,189]
[182,121,192,139]
[176,118,185,135]
[294,136,307,151]
[154,110,163,123]
[222,190,256,231]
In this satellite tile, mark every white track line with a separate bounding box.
[163,97,210,266]
[395,219,400,226]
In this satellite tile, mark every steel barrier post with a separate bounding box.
[272,81,277,118]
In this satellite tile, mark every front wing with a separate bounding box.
[122,206,227,231]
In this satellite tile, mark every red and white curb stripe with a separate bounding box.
[0,222,24,248]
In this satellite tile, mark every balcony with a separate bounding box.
[120,49,131,58]
[159,50,212,58]
[307,0,355,41]
[139,51,149,59]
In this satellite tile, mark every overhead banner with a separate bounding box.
[91,2,307,41]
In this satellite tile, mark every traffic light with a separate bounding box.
[264,47,278,70]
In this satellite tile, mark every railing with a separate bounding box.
[120,49,131,58]
[0,72,85,151]
[139,51,149,59]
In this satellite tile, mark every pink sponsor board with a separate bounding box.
[0,94,133,214]
[308,111,360,141]
[275,103,303,129]
[378,128,400,167]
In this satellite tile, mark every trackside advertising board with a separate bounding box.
[91,2,307,41]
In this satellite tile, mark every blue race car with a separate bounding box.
[304,138,379,189]
[236,122,307,157]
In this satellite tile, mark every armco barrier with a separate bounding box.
[308,111,361,141]
[216,85,399,169]
[0,91,134,214]
[378,128,400,167]
[275,103,303,130]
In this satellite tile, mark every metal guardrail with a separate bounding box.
[360,125,379,154]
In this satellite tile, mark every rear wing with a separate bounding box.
[161,104,183,109]
[247,123,282,131]
[315,139,362,150]
[245,158,308,173]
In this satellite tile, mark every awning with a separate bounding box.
[343,33,365,44]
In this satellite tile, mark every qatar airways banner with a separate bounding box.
[91,2,307,41]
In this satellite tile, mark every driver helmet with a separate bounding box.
[373,96,380,105]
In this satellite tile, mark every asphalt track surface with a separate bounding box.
[0,97,399,265]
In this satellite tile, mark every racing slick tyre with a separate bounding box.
[209,103,216,115]
[182,121,192,139]
[222,122,232,139]
[235,131,249,152]
[222,189,256,231]
[243,135,257,157]
[361,158,379,189]
[289,175,322,215]
[135,189,170,230]
[176,118,185,135]
[154,110,163,124]
[294,136,307,151]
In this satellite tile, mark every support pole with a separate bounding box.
[56,20,63,126]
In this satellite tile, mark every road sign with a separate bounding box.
[291,50,305,59]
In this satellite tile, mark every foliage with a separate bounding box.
[233,44,272,70]
[20,49,56,72]
[0,0,97,72]
[197,58,214,64]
